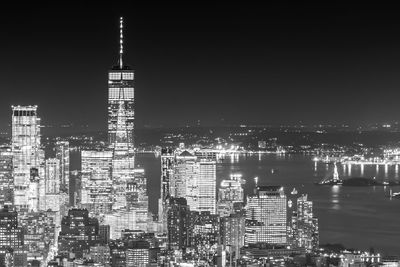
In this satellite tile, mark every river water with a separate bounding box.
[136,153,400,255]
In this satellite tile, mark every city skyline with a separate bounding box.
[2,4,400,132]
[0,9,399,266]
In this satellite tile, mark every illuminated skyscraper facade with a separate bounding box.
[172,151,199,210]
[292,194,319,251]
[221,212,245,263]
[159,148,174,224]
[0,147,13,207]
[55,141,69,195]
[198,160,216,214]
[11,105,43,211]
[127,169,148,231]
[108,17,135,153]
[44,159,60,214]
[80,151,113,214]
[159,149,217,220]
[107,17,136,213]
[245,186,287,245]
[217,174,244,217]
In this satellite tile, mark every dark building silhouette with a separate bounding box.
[58,209,101,259]
[167,197,189,250]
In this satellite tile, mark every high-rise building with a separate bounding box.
[198,159,216,214]
[107,17,136,214]
[172,151,199,210]
[43,158,62,231]
[108,17,135,153]
[80,150,113,214]
[221,212,245,264]
[111,155,134,210]
[166,197,190,250]
[159,148,174,225]
[292,194,319,252]
[163,150,217,215]
[126,169,148,231]
[45,159,60,194]
[0,147,13,207]
[55,141,70,195]
[11,105,43,211]
[217,174,245,217]
[245,186,287,245]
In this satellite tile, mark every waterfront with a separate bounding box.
[136,153,400,255]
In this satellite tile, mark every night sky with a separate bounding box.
[1,3,400,132]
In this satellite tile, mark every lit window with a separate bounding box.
[122,72,134,80]
[109,72,121,80]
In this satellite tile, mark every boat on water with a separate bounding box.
[270,168,278,174]
[389,189,400,199]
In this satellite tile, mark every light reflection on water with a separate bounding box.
[330,185,340,210]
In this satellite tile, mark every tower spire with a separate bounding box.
[119,16,124,69]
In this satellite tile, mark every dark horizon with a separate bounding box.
[2,3,400,132]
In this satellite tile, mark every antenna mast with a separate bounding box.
[119,17,124,69]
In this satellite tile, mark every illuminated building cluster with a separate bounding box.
[159,149,217,233]
[0,16,393,267]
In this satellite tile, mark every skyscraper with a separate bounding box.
[43,159,61,218]
[245,186,287,245]
[45,159,60,195]
[108,17,135,153]
[221,212,245,264]
[159,148,174,225]
[167,197,190,250]
[165,150,217,215]
[292,194,319,251]
[11,105,43,211]
[0,147,13,207]
[172,151,199,210]
[198,159,216,214]
[217,174,245,217]
[80,150,113,213]
[108,17,136,212]
[126,168,148,231]
[55,141,70,195]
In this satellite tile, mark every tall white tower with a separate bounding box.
[108,17,135,153]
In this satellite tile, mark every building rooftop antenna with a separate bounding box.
[119,17,124,69]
